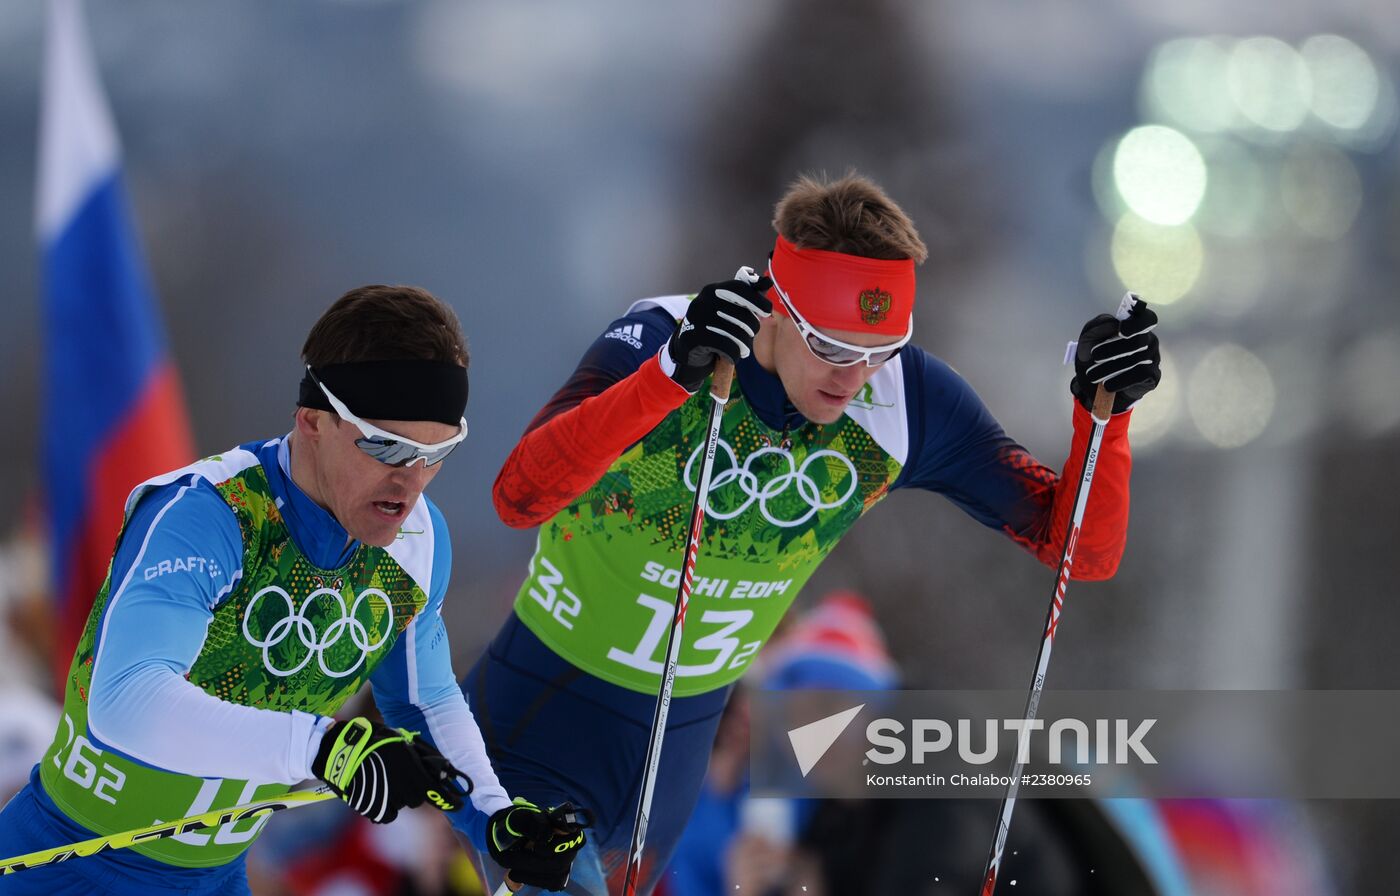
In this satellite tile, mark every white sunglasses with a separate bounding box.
[767,264,913,367]
[309,367,467,467]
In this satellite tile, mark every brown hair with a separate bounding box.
[773,172,928,263]
[302,285,468,368]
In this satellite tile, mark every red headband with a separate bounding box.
[768,235,916,337]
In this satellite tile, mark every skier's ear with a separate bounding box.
[294,406,331,442]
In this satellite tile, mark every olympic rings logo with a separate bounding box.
[242,586,395,679]
[683,439,858,528]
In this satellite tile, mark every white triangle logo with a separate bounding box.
[787,704,865,777]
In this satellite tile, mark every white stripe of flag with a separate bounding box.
[37,0,120,243]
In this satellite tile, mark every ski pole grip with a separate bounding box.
[1090,292,1141,422]
[710,359,735,401]
[1091,383,1114,421]
[1115,291,1140,322]
[710,263,762,403]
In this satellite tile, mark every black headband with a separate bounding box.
[298,360,468,426]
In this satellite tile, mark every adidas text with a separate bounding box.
[605,323,645,349]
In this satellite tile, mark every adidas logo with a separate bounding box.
[605,323,645,349]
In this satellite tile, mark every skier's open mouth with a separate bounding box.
[372,501,406,519]
[817,389,851,406]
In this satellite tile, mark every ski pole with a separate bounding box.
[977,293,1137,896]
[0,787,334,875]
[620,269,755,896]
[0,786,522,895]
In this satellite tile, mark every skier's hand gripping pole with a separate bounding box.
[663,269,772,394]
[489,800,593,894]
[313,716,471,825]
[1070,293,1160,420]
[978,293,1150,896]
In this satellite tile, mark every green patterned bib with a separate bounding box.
[40,448,429,867]
[514,354,909,696]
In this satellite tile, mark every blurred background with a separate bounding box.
[1,0,1397,893]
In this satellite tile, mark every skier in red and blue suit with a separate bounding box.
[461,172,1162,894]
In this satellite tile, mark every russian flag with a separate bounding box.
[38,0,194,689]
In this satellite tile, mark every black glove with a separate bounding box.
[1071,296,1161,415]
[666,268,773,392]
[488,798,593,891]
[313,717,470,824]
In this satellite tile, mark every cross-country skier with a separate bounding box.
[0,286,586,895]
[464,172,1162,894]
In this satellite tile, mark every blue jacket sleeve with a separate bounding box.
[87,477,327,783]
[370,499,512,851]
[892,347,1132,578]
[891,348,1050,530]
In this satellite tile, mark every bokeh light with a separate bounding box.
[1279,143,1362,240]
[1259,340,1324,444]
[1203,242,1269,321]
[1284,242,1352,318]
[1301,35,1380,133]
[1113,125,1207,225]
[1126,347,1179,450]
[1187,344,1276,448]
[1091,138,1125,220]
[1227,37,1312,134]
[1336,331,1400,437]
[1344,70,1400,150]
[1141,37,1236,133]
[1110,214,1204,306]
[1194,138,1269,239]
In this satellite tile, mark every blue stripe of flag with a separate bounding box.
[42,170,167,599]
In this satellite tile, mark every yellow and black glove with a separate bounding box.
[313,717,470,824]
[487,798,592,891]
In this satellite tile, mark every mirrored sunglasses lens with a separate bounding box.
[805,334,864,366]
[356,437,459,467]
[423,442,460,466]
[357,438,415,466]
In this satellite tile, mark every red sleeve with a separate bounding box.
[1002,402,1131,580]
[492,354,691,528]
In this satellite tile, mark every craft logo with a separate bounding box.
[144,556,223,581]
[858,288,892,326]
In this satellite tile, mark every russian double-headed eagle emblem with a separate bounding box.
[857,288,892,326]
